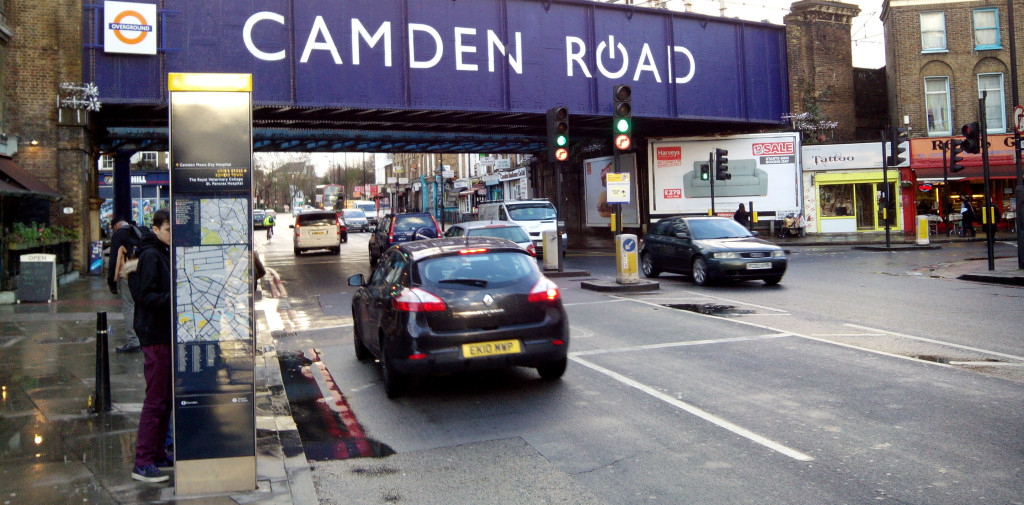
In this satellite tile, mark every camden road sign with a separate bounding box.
[84,0,788,124]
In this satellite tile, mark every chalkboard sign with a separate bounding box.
[17,254,57,303]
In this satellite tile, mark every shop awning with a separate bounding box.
[0,156,62,200]
[0,179,30,196]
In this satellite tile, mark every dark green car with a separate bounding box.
[639,216,787,286]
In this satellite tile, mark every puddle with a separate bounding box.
[277,351,395,461]
[662,303,754,316]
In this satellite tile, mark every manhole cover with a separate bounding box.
[662,303,753,316]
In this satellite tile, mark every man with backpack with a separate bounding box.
[107,215,144,353]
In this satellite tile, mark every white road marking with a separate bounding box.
[844,323,1024,363]
[570,333,791,357]
[562,299,630,307]
[948,361,1024,367]
[810,333,887,337]
[1,336,26,349]
[571,356,815,462]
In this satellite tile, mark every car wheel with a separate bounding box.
[537,358,567,380]
[342,235,348,243]
[352,316,371,362]
[641,252,660,278]
[293,247,300,256]
[334,246,341,255]
[692,257,710,286]
[379,340,406,398]
[764,275,783,286]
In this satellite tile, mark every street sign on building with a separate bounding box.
[495,159,511,170]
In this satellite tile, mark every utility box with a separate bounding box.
[542,230,559,270]
[615,234,639,284]
[916,215,930,246]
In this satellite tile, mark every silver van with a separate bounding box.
[476,200,567,256]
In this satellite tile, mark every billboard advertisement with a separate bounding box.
[584,155,639,228]
[648,133,802,218]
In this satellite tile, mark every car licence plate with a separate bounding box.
[462,339,521,358]
[747,262,771,270]
[311,230,326,236]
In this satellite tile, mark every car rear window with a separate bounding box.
[417,251,537,286]
[344,209,366,219]
[297,212,336,226]
[467,226,529,243]
[507,203,557,221]
[393,215,435,231]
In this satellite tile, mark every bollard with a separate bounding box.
[94,312,112,413]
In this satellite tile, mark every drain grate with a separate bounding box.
[662,303,754,316]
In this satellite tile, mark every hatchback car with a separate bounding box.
[444,220,535,256]
[342,208,370,232]
[253,209,267,230]
[291,210,346,255]
[368,212,442,267]
[348,236,569,397]
[640,216,787,285]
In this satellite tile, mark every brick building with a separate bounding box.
[882,0,1022,228]
[1,0,96,280]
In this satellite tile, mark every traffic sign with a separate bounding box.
[614,134,631,151]
[1014,105,1024,134]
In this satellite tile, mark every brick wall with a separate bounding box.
[883,0,1024,138]
[5,0,92,272]
[785,0,861,142]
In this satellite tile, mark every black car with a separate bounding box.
[368,212,442,267]
[640,216,787,285]
[348,236,569,397]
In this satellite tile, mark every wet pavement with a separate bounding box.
[0,232,1020,505]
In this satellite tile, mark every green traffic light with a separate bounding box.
[556,135,567,147]
[615,118,630,133]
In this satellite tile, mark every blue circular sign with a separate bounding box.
[623,238,636,252]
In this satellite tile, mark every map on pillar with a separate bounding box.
[173,197,252,342]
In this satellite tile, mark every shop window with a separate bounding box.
[924,77,951,135]
[973,8,1001,50]
[819,184,854,217]
[920,12,947,52]
[978,73,1005,133]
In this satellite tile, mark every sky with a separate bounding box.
[658,0,886,68]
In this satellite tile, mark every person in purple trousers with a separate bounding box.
[130,208,173,483]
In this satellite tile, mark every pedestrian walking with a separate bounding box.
[130,208,174,483]
[733,203,749,228]
[107,216,143,353]
[960,194,976,237]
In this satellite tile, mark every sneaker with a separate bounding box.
[131,464,168,483]
[116,343,140,353]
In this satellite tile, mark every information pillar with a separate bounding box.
[168,73,256,495]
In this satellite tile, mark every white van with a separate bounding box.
[476,200,567,255]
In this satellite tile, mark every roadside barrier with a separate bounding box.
[93,312,112,413]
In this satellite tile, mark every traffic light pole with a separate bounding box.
[980,93,995,270]
[1008,0,1024,269]
[882,129,891,249]
[614,151,623,236]
[941,142,950,236]
[708,152,716,215]
[555,159,564,273]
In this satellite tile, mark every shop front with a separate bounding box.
[483,174,502,201]
[908,135,1019,234]
[802,142,907,234]
[97,170,170,232]
[498,167,531,201]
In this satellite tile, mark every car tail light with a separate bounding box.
[526,243,536,257]
[528,277,560,303]
[388,218,396,243]
[392,287,447,312]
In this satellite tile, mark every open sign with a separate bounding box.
[918,183,933,192]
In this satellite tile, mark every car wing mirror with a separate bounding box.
[674,232,690,239]
[751,230,760,237]
[347,274,366,287]
[289,224,295,229]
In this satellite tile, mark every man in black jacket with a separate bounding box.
[107,216,142,353]
[130,208,173,483]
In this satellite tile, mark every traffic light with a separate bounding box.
[714,148,731,180]
[887,126,908,166]
[612,84,632,151]
[699,163,710,181]
[546,106,569,163]
[949,138,966,173]
[961,122,981,154]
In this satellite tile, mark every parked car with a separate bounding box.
[348,236,569,397]
[444,220,535,256]
[291,210,346,255]
[640,216,787,285]
[477,199,567,256]
[368,212,442,267]
[253,209,267,230]
[342,208,370,232]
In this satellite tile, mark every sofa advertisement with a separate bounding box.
[647,133,802,218]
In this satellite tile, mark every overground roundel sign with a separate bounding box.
[104,1,157,55]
